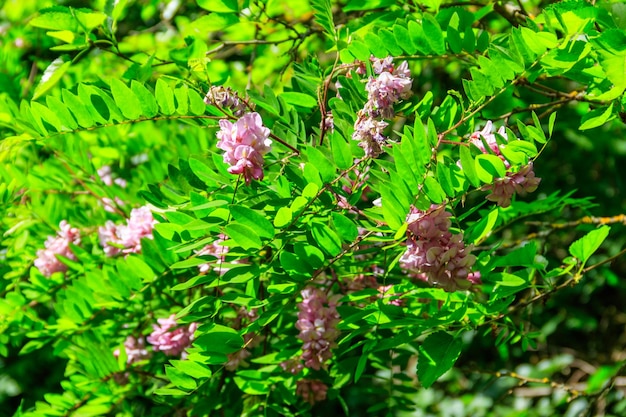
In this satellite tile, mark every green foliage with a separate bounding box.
[1,0,626,416]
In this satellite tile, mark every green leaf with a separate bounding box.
[225,223,262,250]
[294,243,325,269]
[189,89,206,115]
[569,225,610,265]
[408,20,430,55]
[30,6,77,31]
[166,366,197,391]
[274,207,293,228]
[586,364,622,394]
[364,32,389,58]
[155,78,175,115]
[548,111,557,138]
[310,222,342,256]
[281,92,318,109]
[331,212,358,242]
[170,257,209,269]
[422,14,446,55]
[78,84,122,124]
[475,154,507,183]
[110,78,142,120]
[234,373,271,395]
[32,58,71,100]
[381,185,406,230]
[330,132,352,170]
[423,176,446,204]
[579,103,615,130]
[394,24,417,54]
[175,85,190,115]
[30,102,62,132]
[447,26,463,54]
[378,29,403,56]
[45,96,77,130]
[197,0,238,13]
[131,80,158,118]
[194,323,245,354]
[418,331,462,388]
[459,145,479,187]
[229,205,275,239]
[469,207,498,244]
[171,359,212,379]
[280,251,310,276]
[492,272,530,299]
[343,0,395,12]
[310,0,337,40]
[62,89,94,128]
[306,146,335,183]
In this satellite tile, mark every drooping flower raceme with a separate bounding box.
[147,314,197,357]
[484,162,541,208]
[296,379,329,405]
[400,205,477,292]
[469,121,541,207]
[216,112,272,184]
[34,221,81,277]
[296,287,341,370]
[352,56,413,157]
[363,61,413,119]
[99,206,155,257]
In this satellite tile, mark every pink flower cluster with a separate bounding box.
[470,121,541,208]
[34,221,81,277]
[400,205,479,292]
[204,86,249,117]
[296,379,328,405]
[98,206,155,257]
[485,163,541,208]
[296,287,341,370]
[216,112,272,184]
[352,56,413,157]
[114,336,150,365]
[147,314,198,357]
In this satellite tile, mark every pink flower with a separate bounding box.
[371,56,394,74]
[114,336,150,365]
[216,112,272,184]
[296,379,328,404]
[400,205,477,292]
[470,121,510,167]
[99,206,155,256]
[147,314,197,357]
[296,287,341,370]
[34,221,81,277]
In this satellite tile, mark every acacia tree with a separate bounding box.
[1,0,626,416]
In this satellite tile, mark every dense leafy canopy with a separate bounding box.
[1,0,626,416]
